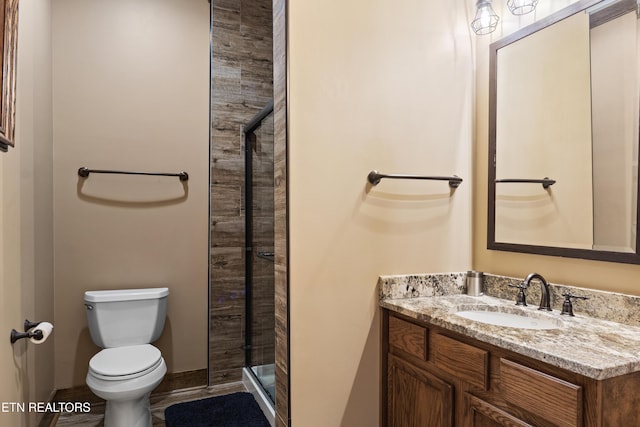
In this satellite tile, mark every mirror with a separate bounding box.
[488,0,640,263]
[0,0,19,152]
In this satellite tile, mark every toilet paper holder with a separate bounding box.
[9,319,47,344]
[24,319,42,331]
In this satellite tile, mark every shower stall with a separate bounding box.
[209,0,279,423]
[243,101,276,407]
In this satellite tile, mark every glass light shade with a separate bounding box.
[471,0,500,35]
[507,0,539,15]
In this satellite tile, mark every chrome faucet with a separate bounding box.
[522,272,552,311]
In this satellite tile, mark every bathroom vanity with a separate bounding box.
[379,274,640,427]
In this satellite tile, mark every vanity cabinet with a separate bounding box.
[381,310,640,427]
[388,354,453,426]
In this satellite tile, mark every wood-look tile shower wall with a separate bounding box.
[210,0,273,385]
[272,0,289,424]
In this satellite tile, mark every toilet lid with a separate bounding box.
[89,344,162,377]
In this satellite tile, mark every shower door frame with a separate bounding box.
[244,100,275,402]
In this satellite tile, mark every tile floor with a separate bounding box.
[53,382,247,427]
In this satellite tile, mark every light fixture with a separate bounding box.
[471,0,500,35]
[507,0,539,15]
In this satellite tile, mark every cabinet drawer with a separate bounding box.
[465,393,534,427]
[389,316,427,360]
[500,359,582,427]
[432,333,488,390]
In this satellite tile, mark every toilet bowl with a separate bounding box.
[87,345,167,427]
[84,288,169,427]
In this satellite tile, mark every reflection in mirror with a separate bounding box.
[488,0,640,263]
[590,4,638,252]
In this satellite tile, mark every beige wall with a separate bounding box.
[0,1,54,426]
[52,0,209,389]
[495,12,593,248]
[288,0,473,425]
[591,12,638,252]
[474,0,640,296]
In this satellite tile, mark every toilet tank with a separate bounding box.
[84,287,169,348]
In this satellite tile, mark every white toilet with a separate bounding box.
[84,287,169,427]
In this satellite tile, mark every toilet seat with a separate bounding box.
[89,344,162,381]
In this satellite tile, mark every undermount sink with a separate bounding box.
[455,306,562,330]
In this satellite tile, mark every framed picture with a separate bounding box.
[0,0,18,152]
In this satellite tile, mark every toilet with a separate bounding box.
[84,287,169,427]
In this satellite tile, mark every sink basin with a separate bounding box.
[455,307,561,330]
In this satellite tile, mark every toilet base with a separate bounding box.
[86,350,166,427]
[104,392,152,427]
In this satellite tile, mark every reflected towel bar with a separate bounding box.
[78,167,189,181]
[495,178,555,189]
[367,170,462,188]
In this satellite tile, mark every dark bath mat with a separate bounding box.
[164,392,271,427]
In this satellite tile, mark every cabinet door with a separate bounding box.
[464,393,533,427]
[388,354,453,427]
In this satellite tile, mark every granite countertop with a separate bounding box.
[381,293,640,380]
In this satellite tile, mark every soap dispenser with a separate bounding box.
[466,271,484,296]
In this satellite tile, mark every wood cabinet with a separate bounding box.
[388,354,453,426]
[381,310,640,427]
[465,393,533,427]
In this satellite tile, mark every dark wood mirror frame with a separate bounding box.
[0,0,18,152]
[487,0,640,265]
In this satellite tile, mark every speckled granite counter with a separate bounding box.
[379,273,640,380]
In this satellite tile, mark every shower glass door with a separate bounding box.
[244,101,275,403]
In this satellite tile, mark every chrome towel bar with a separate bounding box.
[78,167,189,181]
[367,170,462,188]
